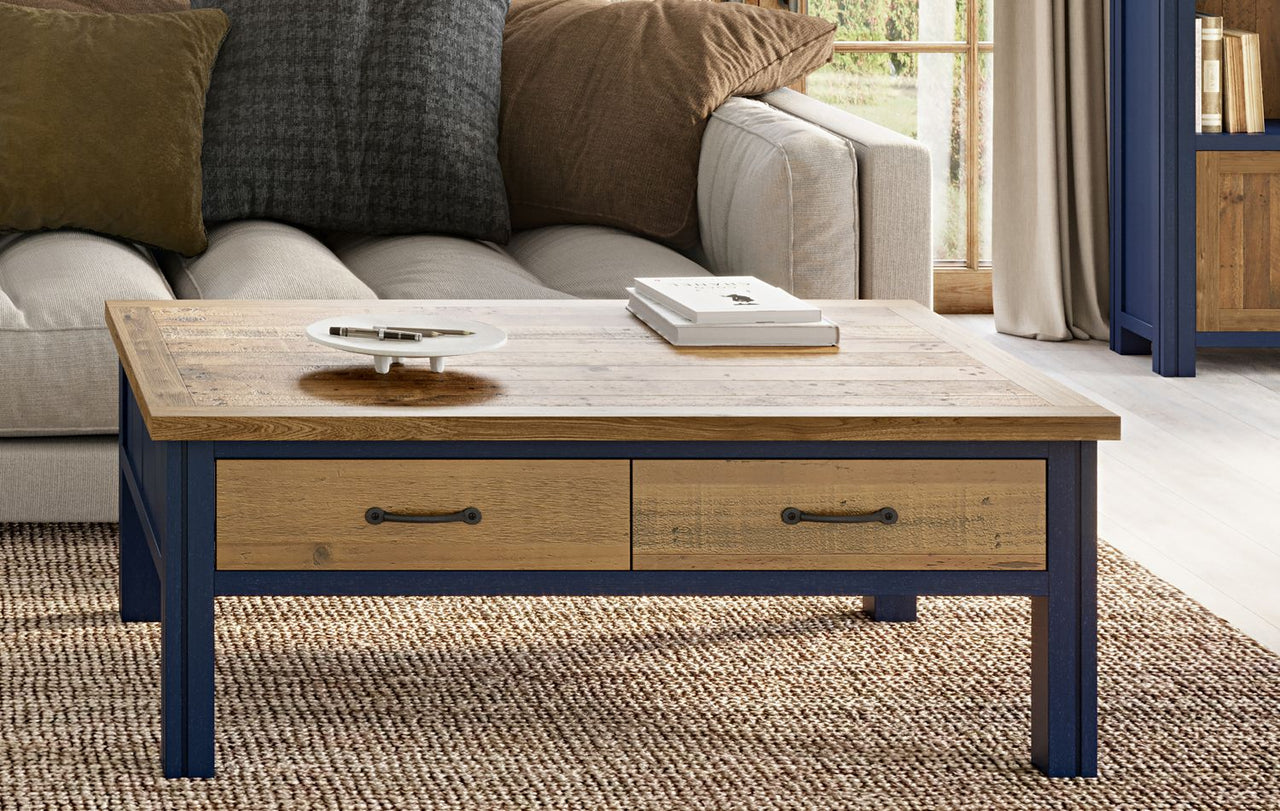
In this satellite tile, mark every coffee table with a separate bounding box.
[106,299,1119,779]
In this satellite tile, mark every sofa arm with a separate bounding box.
[759,89,932,305]
[697,96,860,299]
[697,89,932,305]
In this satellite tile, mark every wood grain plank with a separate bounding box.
[1218,308,1280,329]
[1220,171,1246,311]
[216,459,630,570]
[105,300,1120,442]
[175,362,1010,382]
[1260,0,1280,119]
[633,554,1045,571]
[933,269,993,315]
[884,302,1103,409]
[1271,175,1280,309]
[180,374,1042,401]
[1223,0,1259,26]
[105,305,194,415]
[1197,152,1222,331]
[1217,152,1280,174]
[1242,173,1273,309]
[145,412,1122,444]
[632,459,1046,571]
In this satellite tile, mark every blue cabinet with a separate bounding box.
[1110,0,1280,376]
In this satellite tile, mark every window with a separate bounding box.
[803,0,994,303]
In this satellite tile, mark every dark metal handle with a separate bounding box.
[780,506,898,526]
[365,506,482,525]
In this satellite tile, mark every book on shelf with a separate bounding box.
[1198,13,1224,133]
[1245,32,1267,132]
[631,276,822,325]
[626,288,839,347]
[1222,28,1266,133]
[1195,16,1203,133]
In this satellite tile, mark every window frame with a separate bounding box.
[799,0,994,311]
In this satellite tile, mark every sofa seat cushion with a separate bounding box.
[327,234,571,300]
[0,232,173,436]
[507,225,713,299]
[162,221,377,300]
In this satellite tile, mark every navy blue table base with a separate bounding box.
[118,368,1098,779]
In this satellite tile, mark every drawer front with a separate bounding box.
[632,459,1046,570]
[217,459,630,570]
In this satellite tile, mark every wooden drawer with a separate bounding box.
[216,459,630,570]
[632,459,1046,570]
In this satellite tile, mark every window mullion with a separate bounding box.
[803,1,993,279]
[961,1,977,273]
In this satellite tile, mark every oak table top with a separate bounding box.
[105,299,1120,443]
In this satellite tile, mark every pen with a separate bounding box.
[329,326,422,342]
[377,325,475,336]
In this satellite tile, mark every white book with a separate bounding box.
[1199,13,1223,133]
[1195,17,1203,134]
[632,276,822,325]
[626,290,838,347]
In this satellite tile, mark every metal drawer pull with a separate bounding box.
[365,507,482,525]
[780,506,898,526]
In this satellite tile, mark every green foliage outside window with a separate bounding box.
[806,0,920,77]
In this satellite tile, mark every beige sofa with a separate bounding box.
[0,90,932,521]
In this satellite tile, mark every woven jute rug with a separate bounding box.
[2,524,1278,810]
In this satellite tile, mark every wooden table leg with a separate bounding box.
[863,595,918,622]
[1031,442,1098,777]
[160,442,217,779]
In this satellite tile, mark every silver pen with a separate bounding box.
[329,326,422,342]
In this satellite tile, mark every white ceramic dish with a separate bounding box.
[305,314,507,374]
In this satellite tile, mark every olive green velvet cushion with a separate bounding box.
[0,3,228,255]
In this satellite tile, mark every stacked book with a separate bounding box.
[1197,13,1266,134]
[626,276,838,347]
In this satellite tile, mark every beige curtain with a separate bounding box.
[992,0,1110,341]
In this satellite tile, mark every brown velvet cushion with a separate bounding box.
[500,0,835,250]
[0,3,227,255]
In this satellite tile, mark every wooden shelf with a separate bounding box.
[1194,119,1280,150]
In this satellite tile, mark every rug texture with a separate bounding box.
[1,523,1278,810]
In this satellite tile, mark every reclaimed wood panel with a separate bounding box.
[1197,153,1222,330]
[632,459,1047,570]
[1197,152,1280,331]
[216,459,630,570]
[1219,172,1245,311]
[106,300,1119,442]
[932,269,994,314]
[1198,0,1280,119]
[1273,175,1280,309]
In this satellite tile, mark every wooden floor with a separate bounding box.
[949,316,1280,654]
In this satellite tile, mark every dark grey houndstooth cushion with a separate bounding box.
[191,0,510,243]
